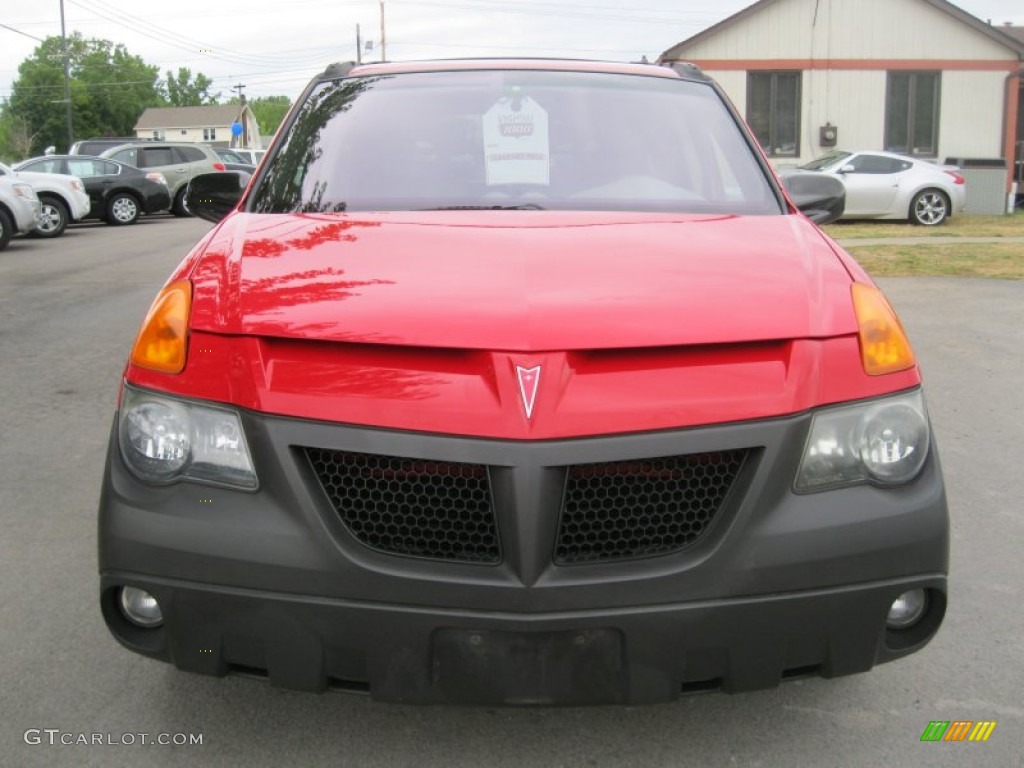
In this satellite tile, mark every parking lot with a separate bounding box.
[1,216,1022,767]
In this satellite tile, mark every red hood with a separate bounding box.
[188,211,855,350]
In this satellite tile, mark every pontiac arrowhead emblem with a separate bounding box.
[516,365,541,420]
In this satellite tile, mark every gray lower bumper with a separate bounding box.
[98,397,949,704]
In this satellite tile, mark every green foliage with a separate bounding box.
[164,67,219,107]
[2,34,215,158]
[228,95,292,136]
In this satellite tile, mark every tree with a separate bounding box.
[229,95,292,136]
[164,67,219,107]
[5,33,163,156]
[0,106,40,161]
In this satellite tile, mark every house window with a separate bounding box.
[885,72,940,157]
[203,128,217,141]
[746,71,801,157]
[152,130,164,141]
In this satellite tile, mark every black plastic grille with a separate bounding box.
[305,448,500,564]
[555,450,748,564]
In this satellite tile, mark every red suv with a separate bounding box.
[98,59,947,705]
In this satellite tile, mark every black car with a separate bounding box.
[13,155,172,225]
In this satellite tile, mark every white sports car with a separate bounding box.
[796,150,966,226]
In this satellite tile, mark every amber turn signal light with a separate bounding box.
[851,283,915,376]
[130,280,192,374]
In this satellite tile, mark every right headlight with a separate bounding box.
[118,385,258,490]
[795,389,930,492]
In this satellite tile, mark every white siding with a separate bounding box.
[799,70,888,160]
[135,126,231,143]
[938,71,1009,158]
[706,70,748,114]
[706,67,1007,165]
[679,0,1016,62]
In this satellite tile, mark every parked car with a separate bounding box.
[99,143,226,216]
[225,147,265,165]
[211,148,257,175]
[99,59,947,706]
[0,161,90,238]
[14,155,172,226]
[0,175,43,251]
[796,149,966,225]
[69,137,147,156]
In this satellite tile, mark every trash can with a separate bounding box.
[944,157,1008,215]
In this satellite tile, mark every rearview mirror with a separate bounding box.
[779,171,846,225]
[186,171,251,223]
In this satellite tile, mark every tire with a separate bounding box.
[106,192,141,225]
[910,189,950,226]
[172,187,192,217]
[0,208,12,251]
[32,195,69,238]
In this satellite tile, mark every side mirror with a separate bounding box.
[779,171,846,225]
[186,171,251,223]
[838,164,856,175]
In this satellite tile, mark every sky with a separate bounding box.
[1,0,1022,104]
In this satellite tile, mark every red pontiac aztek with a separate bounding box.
[98,59,948,705]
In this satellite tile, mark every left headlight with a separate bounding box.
[795,389,930,492]
[119,385,258,490]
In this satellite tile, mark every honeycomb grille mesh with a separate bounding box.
[305,448,500,564]
[555,450,748,564]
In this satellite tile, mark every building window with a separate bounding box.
[747,71,801,157]
[885,72,940,157]
[203,128,217,141]
[152,130,164,141]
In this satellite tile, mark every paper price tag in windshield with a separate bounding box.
[482,96,550,186]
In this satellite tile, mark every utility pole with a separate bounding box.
[356,23,362,64]
[232,83,246,99]
[379,0,386,61]
[59,0,73,151]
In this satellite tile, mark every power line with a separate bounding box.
[0,23,45,42]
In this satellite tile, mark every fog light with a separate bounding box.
[887,589,927,629]
[119,586,164,628]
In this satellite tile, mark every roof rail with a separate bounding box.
[660,61,710,82]
[318,61,357,80]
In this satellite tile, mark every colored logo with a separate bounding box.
[516,365,541,420]
[920,721,997,742]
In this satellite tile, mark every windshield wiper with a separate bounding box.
[420,204,546,211]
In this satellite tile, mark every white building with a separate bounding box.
[659,0,1023,193]
[134,103,262,150]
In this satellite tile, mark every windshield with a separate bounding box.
[249,69,781,215]
[799,151,851,172]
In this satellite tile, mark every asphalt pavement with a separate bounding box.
[0,218,1022,768]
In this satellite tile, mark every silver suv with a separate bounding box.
[0,176,42,251]
[100,143,226,216]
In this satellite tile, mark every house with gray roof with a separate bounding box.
[134,102,263,150]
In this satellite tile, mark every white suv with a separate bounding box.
[0,162,90,238]
[0,176,42,251]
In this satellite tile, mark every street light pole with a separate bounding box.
[59,0,73,151]
[379,0,386,62]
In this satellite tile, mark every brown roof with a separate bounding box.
[134,105,247,131]
[660,0,1024,61]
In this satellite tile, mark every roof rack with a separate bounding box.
[318,61,357,80]
[659,61,710,82]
